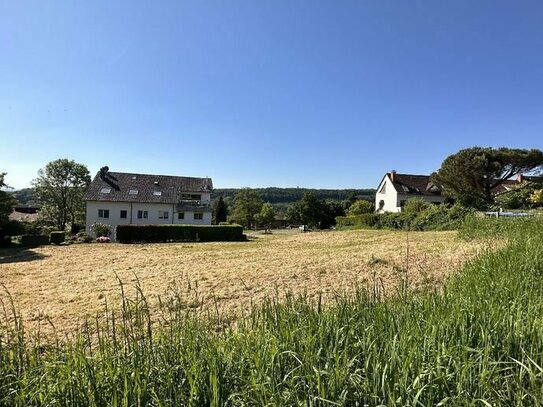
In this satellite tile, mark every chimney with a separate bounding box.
[390,170,396,182]
[99,166,109,179]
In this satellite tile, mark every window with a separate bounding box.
[379,183,386,194]
[400,200,407,207]
[178,212,184,220]
[129,189,138,195]
[153,191,162,196]
[194,212,203,220]
[137,210,148,219]
[100,187,111,194]
[98,209,109,219]
[180,193,201,200]
[120,210,127,219]
[158,210,169,219]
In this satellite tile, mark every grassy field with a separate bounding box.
[0,219,541,404]
[0,229,482,335]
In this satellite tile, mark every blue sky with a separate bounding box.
[1,1,542,189]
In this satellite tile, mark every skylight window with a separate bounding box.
[128,189,138,195]
[100,187,111,194]
[153,191,162,196]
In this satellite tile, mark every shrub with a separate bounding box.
[91,222,111,237]
[20,234,50,247]
[0,220,26,237]
[375,211,417,230]
[346,199,374,216]
[0,236,11,247]
[336,214,379,228]
[76,232,93,243]
[411,204,474,231]
[116,224,245,244]
[402,197,430,214]
[49,231,65,245]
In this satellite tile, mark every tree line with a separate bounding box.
[2,147,543,240]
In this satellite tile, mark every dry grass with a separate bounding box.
[0,229,487,334]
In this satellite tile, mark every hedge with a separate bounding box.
[20,235,50,247]
[50,231,65,245]
[336,214,379,228]
[116,224,245,244]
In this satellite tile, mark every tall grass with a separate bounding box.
[1,218,543,405]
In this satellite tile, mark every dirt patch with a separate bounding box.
[0,229,484,334]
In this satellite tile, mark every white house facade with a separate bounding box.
[375,171,445,213]
[84,167,213,239]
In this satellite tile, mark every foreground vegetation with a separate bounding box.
[1,218,543,405]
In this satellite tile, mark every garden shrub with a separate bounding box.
[336,214,378,228]
[20,234,50,247]
[91,222,111,237]
[336,204,473,231]
[76,232,93,243]
[116,224,245,244]
[49,231,65,245]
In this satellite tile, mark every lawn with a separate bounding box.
[0,229,484,334]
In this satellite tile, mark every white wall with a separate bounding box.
[86,200,212,239]
[375,176,400,213]
[375,175,446,213]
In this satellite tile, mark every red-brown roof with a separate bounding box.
[84,171,213,203]
[388,173,442,196]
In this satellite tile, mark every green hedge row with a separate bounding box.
[116,224,245,243]
[336,214,379,228]
[20,234,50,247]
[336,204,474,231]
[49,231,65,245]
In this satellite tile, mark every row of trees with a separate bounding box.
[218,187,373,230]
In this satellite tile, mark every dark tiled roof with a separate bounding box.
[84,171,213,204]
[388,173,442,196]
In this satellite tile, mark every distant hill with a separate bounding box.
[11,188,40,206]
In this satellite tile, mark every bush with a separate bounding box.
[410,204,474,231]
[402,197,430,214]
[76,232,93,243]
[116,224,245,244]
[0,236,11,247]
[0,220,27,237]
[49,231,65,245]
[346,199,374,216]
[91,222,111,237]
[336,214,379,228]
[20,234,50,247]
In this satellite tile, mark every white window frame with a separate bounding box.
[194,212,203,220]
[158,210,169,219]
[98,209,109,219]
[137,210,148,219]
[178,212,185,220]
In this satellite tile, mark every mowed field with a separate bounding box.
[0,229,485,334]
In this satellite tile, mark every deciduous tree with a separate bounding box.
[347,199,374,216]
[229,188,263,229]
[32,159,91,231]
[255,202,276,231]
[432,147,543,208]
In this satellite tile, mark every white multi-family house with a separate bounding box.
[375,171,445,213]
[84,167,213,238]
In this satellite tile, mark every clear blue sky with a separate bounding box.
[1,1,542,189]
